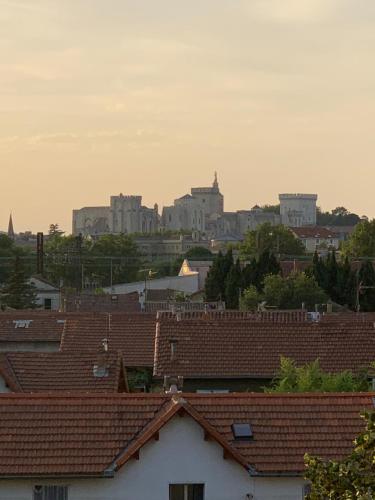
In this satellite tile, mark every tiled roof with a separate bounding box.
[0,352,126,393]
[0,392,372,476]
[145,289,179,302]
[62,291,141,313]
[0,312,67,343]
[154,319,375,378]
[291,226,339,239]
[60,313,156,367]
[156,310,308,322]
[280,260,311,277]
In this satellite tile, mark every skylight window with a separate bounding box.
[13,320,33,329]
[93,365,109,378]
[232,423,253,440]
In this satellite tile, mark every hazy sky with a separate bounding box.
[1,0,375,233]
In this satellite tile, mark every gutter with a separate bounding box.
[248,469,302,478]
[0,472,114,480]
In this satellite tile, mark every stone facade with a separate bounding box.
[72,182,317,240]
[72,206,110,236]
[279,193,317,227]
[161,174,223,233]
[72,196,158,236]
[162,195,205,233]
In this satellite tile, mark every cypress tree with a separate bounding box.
[357,260,375,311]
[204,251,224,301]
[242,257,257,289]
[225,259,243,309]
[326,251,339,302]
[255,250,281,291]
[336,256,355,307]
[0,256,37,310]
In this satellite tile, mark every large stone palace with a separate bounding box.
[72,175,317,238]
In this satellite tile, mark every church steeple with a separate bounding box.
[213,171,219,189]
[7,213,15,240]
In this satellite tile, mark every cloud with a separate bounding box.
[0,129,165,153]
[244,0,339,23]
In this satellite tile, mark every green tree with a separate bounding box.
[205,251,225,301]
[262,272,327,310]
[343,219,375,258]
[204,250,234,301]
[184,246,213,260]
[317,206,361,226]
[240,223,305,258]
[255,250,281,291]
[309,251,357,309]
[268,357,370,393]
[261,204,280,214]
[239,285,260,311]
[262,274,292,309]
[0,256,37,309]
[242,258,258,289]
[225,259,243,309]
[305,411,375,499]
[44,234,91,288]
[48,223,64,237]
[337,256,356,308]
[310,251,328,290]
[89,234,141,286]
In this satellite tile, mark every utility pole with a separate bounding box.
[36,232,44,275]
[356,282,375,312]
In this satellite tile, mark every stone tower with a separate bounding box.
[7,213,15,240]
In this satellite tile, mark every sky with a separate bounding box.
[1,0,375,233]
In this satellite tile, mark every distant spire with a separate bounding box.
[7,213,15,240]
[213,171,218,189]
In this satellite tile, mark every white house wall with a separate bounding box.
[103,273,199,295]
[0,416,306,500]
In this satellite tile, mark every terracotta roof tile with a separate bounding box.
[0,392,372,476]
[154,318,375,378]
[0,312,68,343]
[291,226,339,239]
[60,313,156,367]
[0,352,126,393]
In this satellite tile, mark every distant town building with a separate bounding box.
[162,195,205,233]
[29,276,60,311]
[162,173,223,233]
[72,195,159,236]
[291,226,340,253]
[279,193,317,227]
[72,180,319,242]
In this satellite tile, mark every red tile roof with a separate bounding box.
[0,312,67,343]
[0,392,372,476]
[60,313,156,367]
[62,292,141,313]
[0,352,126,393]
[291,226,339,239]
[157,310,308,322]
[153,318,375,378]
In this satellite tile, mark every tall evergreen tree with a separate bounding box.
[242,258,257,289]
[255,250,281,291]
[225,259,243,309]
[311,251,328,291]
[204,251,225,301]
[336,256,355,307]
[0,256,37,310]
[357,260,375,311]
[326,251,339,302]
